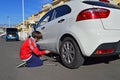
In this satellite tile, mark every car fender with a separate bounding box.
[56,30,86,56]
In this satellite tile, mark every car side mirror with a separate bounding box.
[40,16,49,26]
[31,24,36,30]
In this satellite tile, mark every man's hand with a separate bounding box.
[45,50,51,54]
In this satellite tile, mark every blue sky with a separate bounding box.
[0,0,52,26]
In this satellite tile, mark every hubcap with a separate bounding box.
[61,41,75,64]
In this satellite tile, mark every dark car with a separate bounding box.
[6,28,19,41]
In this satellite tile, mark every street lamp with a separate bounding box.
[20,0,27,41]
[7,16,10,27]
[22,0,25,28]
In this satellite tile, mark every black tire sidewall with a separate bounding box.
[60,37,84,69]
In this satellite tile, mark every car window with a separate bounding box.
[6,28,18,34]
[36,10,53,28]
[53,5,71,19]
[40,16,50,26]
[83,1,120,9]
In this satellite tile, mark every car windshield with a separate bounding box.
[83,1,120,9]
[6,28,18,33]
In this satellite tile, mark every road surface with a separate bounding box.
[0,38,120,80]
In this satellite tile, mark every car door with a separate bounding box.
[36,9,54,50]
[48,5,72,50]
[36,5,71,51]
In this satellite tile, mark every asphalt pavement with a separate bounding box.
[0,38,120,80]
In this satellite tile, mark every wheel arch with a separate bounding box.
[58,33,84,56]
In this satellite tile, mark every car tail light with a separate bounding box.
[99,0,109,3]
[76,8,110,21]
[95,49,114,54]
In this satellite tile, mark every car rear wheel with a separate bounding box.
[60,37,84,69]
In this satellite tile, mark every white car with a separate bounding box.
[34,0,120,69]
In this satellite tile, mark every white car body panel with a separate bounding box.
[101,8,120,30]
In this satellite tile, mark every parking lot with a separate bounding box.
[0,38,120,80]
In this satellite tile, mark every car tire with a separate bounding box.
[6,38,8,41]
[60,37,84,69]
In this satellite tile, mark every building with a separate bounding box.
[0,28,4,34]
[15,0,69,33]
[113,0,120,5]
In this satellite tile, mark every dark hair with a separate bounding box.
[32,31,42,39]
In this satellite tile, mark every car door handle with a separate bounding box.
[41,27,45,30]
[58,19,65,23]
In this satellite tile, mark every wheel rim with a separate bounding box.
[61,41,75,64]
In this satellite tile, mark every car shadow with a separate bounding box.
[46,53,120,66]
[45,53,61,62]
[83,55,120,65]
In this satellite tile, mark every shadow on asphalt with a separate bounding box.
[46,53,120,66]
[83,55,120,65]
[45,53,61,62]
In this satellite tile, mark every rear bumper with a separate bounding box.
[91,41,120,57]
[6,35,19,40]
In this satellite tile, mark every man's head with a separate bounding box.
[32,31,43,42]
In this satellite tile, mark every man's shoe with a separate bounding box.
[16,62,26,68]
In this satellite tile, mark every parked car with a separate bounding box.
[6,28,19,41]
[0,32,6,39]
[33,0,120,69]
